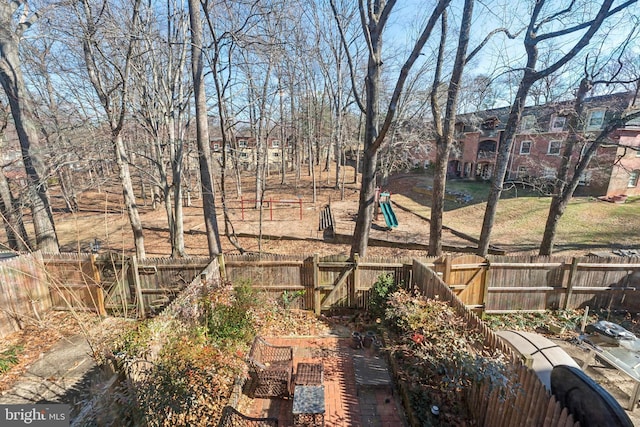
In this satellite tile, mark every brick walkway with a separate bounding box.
[240,336,406,427]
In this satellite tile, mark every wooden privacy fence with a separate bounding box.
[0,252,214,338]
[223,253,419,313]
[43,253,212,318]
[4,252,640,339]
[97,254,213,318]
[223,253,640,315]
[44,253,104,314]
[0,252,51,338]
[482,255,640,313]
[412,260,579,427]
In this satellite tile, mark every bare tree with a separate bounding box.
[0,100,30,251]
[188,0,222,256]
[540,40,640,255]
[332,0,450,258]
[428,0,474,256]
[132,0,191,257]
[76,0,146,259]
[317,0,357,192]
[0,0,59,253]
[477,0,637,256]
[201,0,262,254]
[458,75,498,113]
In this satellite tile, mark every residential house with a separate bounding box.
[444,91,640,197]
[211,136,290,172]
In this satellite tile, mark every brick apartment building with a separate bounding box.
[210,136,291,172]
[445,91,640,197]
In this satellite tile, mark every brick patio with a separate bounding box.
[238,336,406,427]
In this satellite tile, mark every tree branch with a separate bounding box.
[330,0,365,113]
[534,0,626,81]
[430,11,447,139]
[371,0,451,153]
[533,0,576,33]
[357,0,375,59]
[377,0,397,32]
[467,27,521,63]
[536,0,637,42]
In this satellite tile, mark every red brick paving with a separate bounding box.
[241,336,405,427]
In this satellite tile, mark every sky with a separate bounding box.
[382,0,639,105]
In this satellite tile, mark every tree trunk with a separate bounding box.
[429,0,472,256]
[0,16,59,253]
[0,167,30,251]
[350,13,382,258]
[429,138,448,255]
[188,0,222,256]
[539,78,590,255]
[114,133,146,259]
[351,148,378,257]
[171,134,187,257]
[279,83,287,185]
[478,76,533,255]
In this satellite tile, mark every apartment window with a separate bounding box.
[520,140,532,155]
[520,115,536,132]
[213,143,220,151]
[550,116,566,131]
[517,166,528,178]
[548,140,562,155]
[273,152,280,157]
[238,140,248,148]
[271,140,280,148]
[240,152,248,158]
[629,170,640,187]
[578,171,591,186]
[542,167,557,180]
[626,109,640,127]
[481,117,498,130]
[587,110,605,130]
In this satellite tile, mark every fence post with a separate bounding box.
[313,254,321,315]
[299,198,303,220]
[217,253,226,281]
[481,260,491,314]
[90,254,106,316]
[443,255,452,284]
[564,257,579,310]
[129,255,146,319]
[351,254,359,307]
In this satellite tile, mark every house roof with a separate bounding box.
[456,91,639,132]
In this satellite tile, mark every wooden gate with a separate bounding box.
[314,254,410,313]
[443,254,488,311]
[317,255,355,312]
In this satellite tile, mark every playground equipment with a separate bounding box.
[376,189,398,229]
[240,197,303,221]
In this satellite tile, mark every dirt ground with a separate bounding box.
[50,171,442,259]
[45,172,499,260]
